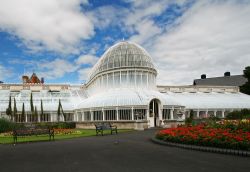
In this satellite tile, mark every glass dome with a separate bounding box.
[88,41,156,81]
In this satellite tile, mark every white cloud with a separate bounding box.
[75,54,99,65]
[13,54,99,82]
[0,64,12,81]
[125,0,187,47]
[0,0,94,54]
[87,6,127,29]
[38,58,78,79]
[78,67,92,82]
[129,19,161,46]
[146,1,250,85]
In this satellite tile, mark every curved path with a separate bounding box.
[0,129,249,172]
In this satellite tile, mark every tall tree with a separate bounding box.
[13,98,17,122]
[40,99,44,121]
[6,96,12,121]
[57,99,65,122]
[21,103,25,122]
[30,92,34,113]
[57,99,61,122]
[240,66,250,95]
[34,106,38,122]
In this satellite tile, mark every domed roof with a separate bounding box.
[88,41,156,81]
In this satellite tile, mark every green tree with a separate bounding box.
[21,103,25,122]
[30,92,34,113]
[34,106,38,122]
[6,96,12,121]
[57,99,65,122]
[40,99,44,122]
[185,110,194,125]
[240,66,250,95]
[13,98,17,122]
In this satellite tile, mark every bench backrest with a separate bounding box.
[95,122,112,129]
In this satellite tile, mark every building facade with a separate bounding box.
[1,41,250,129]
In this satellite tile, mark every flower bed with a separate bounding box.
[54,128,81,135]
[156,124,250,150]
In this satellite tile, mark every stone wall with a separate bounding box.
[76,121,149,130]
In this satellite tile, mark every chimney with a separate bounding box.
[224,72,230,77]
[41,77,44,84]
[201,74,206,79]
[22,75,29,84]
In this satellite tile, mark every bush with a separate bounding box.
[226,109,250,119]
[35,122,76,129]
[51,122,76,129]
[0,118,14,133]
[185,110,194,125]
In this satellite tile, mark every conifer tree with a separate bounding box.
[21,103,25,122]
[6,96,12,121]
[34,106,38,122]
[30,92,34,113]
[240,66,250,95]
[57,99,61,122]
[13,98,17,122]
[40,99,44,121]
[57,99,65,122]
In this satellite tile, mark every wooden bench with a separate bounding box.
[94,123,117,136]
[13,126,54,144]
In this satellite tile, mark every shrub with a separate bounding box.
[35,122,76,129]
[0,118,23,133]
[51,122,76,129]
[226,109,250,119]
[185,110,194,125]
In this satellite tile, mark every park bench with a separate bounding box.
[94,123,117,136]
[13,126,54,144]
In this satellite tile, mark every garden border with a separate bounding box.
[151,137,250,157]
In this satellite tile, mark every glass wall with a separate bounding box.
[93,111,103,121]
[105,110,117,120]
[162,109,170,120]
[119,109,132,120]
[87,70,157,95]
[133,109,146,120]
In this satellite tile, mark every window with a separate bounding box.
[93,111,103,121]
[134,109,146,120]
[41,113,50,122]
[119,109,132,120]
[114,72,120,87]
[105,110,117,120]
[162,109,170,120]
[84,111,91,121]
[121,71,127,86]
[136,71,142,87]
[64,113,73,122]
[128,71,135,86]
[107,73,113,88]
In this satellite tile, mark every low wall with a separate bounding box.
[162,120,185,128]
[76,121,149,130]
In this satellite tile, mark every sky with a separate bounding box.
[0,0,249,85]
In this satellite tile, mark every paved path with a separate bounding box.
[0,129,249,172]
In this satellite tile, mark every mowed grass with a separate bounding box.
[0,129,133,144]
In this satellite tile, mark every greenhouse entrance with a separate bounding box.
[149,99,160,127]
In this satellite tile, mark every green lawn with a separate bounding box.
[0,129,133,144]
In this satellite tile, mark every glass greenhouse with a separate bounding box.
[0,41,250,129]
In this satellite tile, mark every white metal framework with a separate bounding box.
[0,41,250,128]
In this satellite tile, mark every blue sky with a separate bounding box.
[0,0,249,85]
